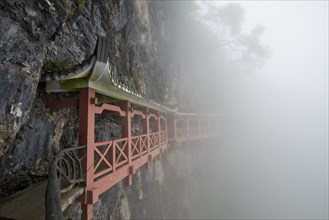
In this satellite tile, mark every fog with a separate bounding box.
[169,1,328,219]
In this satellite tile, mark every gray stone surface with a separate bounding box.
[0,0,182,218]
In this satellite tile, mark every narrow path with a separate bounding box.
[0,181,84,220]
[0,181,47,220]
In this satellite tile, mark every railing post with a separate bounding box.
[174,114,177,141]
[164,115,168,144]
[157,111,161,147]
[203,118,206,138]
[167,113,177,141]
[79,88,96,220]
[207,118,210,138]
[198,118,201,139]
[143,107,150,154]
[121,101,132,186]
[215,117,219,136]
[186,118,189,141]
[112,140,116,172]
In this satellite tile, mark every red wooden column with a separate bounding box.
[215,117,219,136]
[143,107,150,153]
[164,115,169,152]
[203,118,207,138]
[207,118,210,138]
[157,111,161,147]
[186,118,190,141]
[157,111,161,132]
[79,88,96,220]
[173,114,177,141]
[197,118,201,139]
[121,101,132,186]
[167,113,177,141]
[164,115,168,143]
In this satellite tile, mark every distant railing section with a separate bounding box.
[176,128,188,141]
[175,124,218,142]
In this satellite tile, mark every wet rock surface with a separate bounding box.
[0,0,177,199]
[0,0,192,218]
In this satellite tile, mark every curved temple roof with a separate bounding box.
[46,36,220,117]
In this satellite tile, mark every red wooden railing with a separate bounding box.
[46,87,219,220]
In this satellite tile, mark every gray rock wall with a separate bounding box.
[0,0,178,199]
[0,1,214,219]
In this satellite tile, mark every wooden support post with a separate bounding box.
[164,116,167,133]
[216,117,219,136]
[81,204,93,220]
[79,88,96,220]
[112,141,116,172]
[164,115,168,145]
[142,107,149,152]
[148,154,153,169]
[173,114,177,141]
[186,118,189,141]
[121,101,132,186]
[202,118,206,138]
[157,111,161,132]
[207,118,211,138]
[167,113,176,141]
[157,111,161,148]
[198,118,201,139]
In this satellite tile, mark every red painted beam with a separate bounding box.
[94,103,126,117]
[46,99,79,108]
[131,109,146,118]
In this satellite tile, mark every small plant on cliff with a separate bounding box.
[77,0,85,8]
[43,59,71,73]
[132,72,144,93]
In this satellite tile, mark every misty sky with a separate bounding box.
[241,1,328,104]
[195,1,328,219]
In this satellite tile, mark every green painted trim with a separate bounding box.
[89,81,171,112]
[45,61,222,116]
[46,78,171,112]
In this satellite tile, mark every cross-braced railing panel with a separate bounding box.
[188,127,199,139]
[210,126,217,136]
[159,131,167,145]
[200,126,209,138]
[94,142,113,179]
[131,136,141,160]
[158,131,163,144]
[140,134,148,155]
[176,128,188,141]
[131,134,149,160]
[114,138,129,168]
[149,132,159,150]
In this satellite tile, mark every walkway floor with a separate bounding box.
[0,181,84,220]
[0,181,47,220]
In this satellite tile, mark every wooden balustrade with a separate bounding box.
[46,87,218,220]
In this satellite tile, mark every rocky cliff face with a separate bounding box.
[0,0,213,218]
[0,0,180,199]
